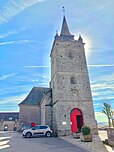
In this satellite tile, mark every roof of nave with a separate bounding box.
[19,87,49,105]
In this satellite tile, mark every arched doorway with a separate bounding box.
[70,108,83,133]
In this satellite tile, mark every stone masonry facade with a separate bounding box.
[19,15,98,136]
[50,16,97,136]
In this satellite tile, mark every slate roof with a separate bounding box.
[0,112,19,121]
[19,87,49,105]
[60,16,71,36]
[60,15,74,40]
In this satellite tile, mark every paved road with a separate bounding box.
[0,131,89,152]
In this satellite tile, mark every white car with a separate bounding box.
[22,125,52,138]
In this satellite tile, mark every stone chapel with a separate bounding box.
[19,15,98,136]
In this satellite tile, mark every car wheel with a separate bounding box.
[26,132,32,138]
[45,131,51,137]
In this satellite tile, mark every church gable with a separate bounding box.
[18,87,50,129]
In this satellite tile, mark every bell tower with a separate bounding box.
[50,15,97,136]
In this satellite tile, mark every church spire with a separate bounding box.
[78,34,83,43]
[59,7,74,40]
[60,15,72,36]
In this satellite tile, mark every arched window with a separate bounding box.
[70,76,76,84]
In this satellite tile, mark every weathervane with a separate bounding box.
[62,6,65,16]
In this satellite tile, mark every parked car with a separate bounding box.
[22,125,52,138]
[21,124,32,132]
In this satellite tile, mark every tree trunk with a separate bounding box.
[108,117,111,127]
[112,119,114,127]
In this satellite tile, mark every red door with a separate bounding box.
[70,108,83,133]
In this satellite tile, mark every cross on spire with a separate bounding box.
[60,7,74,40]
[62,6,65,16]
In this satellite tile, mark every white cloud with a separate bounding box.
[0,94,26,105]
[31,78,49,85]
[91,83,114,91]
[16,40,42,44]
[88,64,114,67]
[31,78,48,82]
[97,1,114,11]
[93,96,114,101]
[25,65,50,68]
[0,27,26,39]
[30,73,49,86]
[90,74,114,102]
[0,73,18,80]
[0,0,45,24]
[0,93,28,112]
[0,41,15,45]
[93,103,102,106]
[0,84,33,101]
[0,40,41,45]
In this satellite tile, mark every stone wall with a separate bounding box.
[50,38,97,136]
[53,101,97,136]
[107,128,114,146]
[18,104,40,130]
[0,121,18,131]
[40,95,51,127]
[51,40,92,103]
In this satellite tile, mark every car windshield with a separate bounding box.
[22,125,31,131]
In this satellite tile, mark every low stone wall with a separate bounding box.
[107,127,114,147]
[92,128,98,135]
[0,121,18,131]
[58,130,72,137]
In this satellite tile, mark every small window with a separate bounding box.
[9,117,13,120]
[15,119,18,122]
[70,76,76,84]
[71,89,78,95]
[68,52,74,59]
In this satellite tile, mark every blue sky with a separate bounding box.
[0,0,114,123]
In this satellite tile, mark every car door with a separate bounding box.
[39,126,48,135]
[32,126,41,136]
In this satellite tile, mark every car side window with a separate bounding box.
[36,126,40,130]
[39,126,48,129]
[32,126,40,130]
